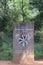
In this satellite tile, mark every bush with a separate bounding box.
[34,31,40,42]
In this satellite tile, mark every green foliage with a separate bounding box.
[29,0,43,11]
[0,43,12,60]
[7,0,39,22]
[34,42,43,59]
[34,31,40,42]
[0,0,39,32]
[0,32,13,60]
[0,0,43,60]
[29,0,43,30]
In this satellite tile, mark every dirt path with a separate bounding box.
[0,61,43,65]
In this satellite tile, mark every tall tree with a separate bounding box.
[8,0,39,22]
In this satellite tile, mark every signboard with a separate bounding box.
[13,22,34,64]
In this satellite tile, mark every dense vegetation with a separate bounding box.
[0,0,43,60]
[30,0,43,59]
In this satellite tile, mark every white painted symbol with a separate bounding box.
[16,33,32,47]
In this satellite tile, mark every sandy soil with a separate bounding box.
[0,60,43,65]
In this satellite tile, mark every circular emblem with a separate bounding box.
[16,33,32,47]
